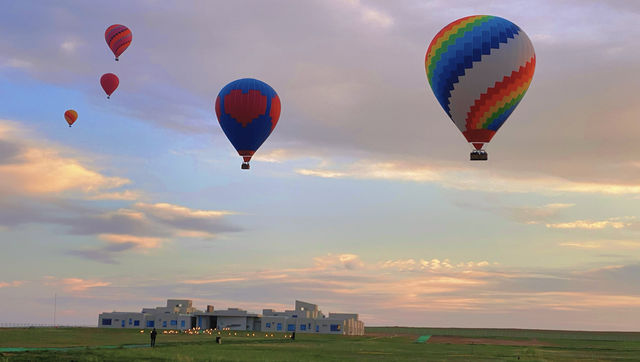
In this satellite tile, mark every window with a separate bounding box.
[292,315,297,318]
[300,324,306,331]
[287,324,296,331]
[102,318,112,326]
[266,322,271,328]
[170,320,177,326]
[129,318,132,325]
[181,320,185,328]
[134,320,140,326]
[162,321,167,328]
[330,324,341,332]
[121,320,125,327]
[276,323,282,331]
[315,325,319,332]
[308,323,311,329]
[147,321,155,328]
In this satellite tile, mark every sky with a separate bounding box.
[1,0,640,331]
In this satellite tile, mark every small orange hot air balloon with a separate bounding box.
[64,110,78,127]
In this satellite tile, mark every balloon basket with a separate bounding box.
[470,150,488,161]
[241,162,250,170]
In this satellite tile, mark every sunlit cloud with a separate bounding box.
[183,277,248,285]
[88,190,141,201]
[547,219,632,229]
[560,240,640,249]
[134,202,237,219]
[98,234,164,249]
[60,278,111,292]
[0,281,24,288]
[381,258,492,272]
[296,159,640,195]
[0,120,131,198]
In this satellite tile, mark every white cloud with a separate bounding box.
[560,240,640,249]
[314,253,364,270]
[296,159,640,195]
[547,219,631,229]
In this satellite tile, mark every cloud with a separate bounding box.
[296,159,640,195]
[171,254,640,328]
[335,0,394,29]
[60,278,111,292]
[67,241,139,264]
[546,219,633,229]
[501,203,574,224]
[0,281,24,288]
[314,253,364,270]
[98,234,164,249]
[0,120,242,263]
[183,277,248,285]
[559,240,640,250]
[132,202,241,237]
[0,121,130,198]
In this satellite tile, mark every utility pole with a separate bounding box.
[53,293,57,327]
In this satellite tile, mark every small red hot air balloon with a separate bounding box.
[105,24,132,61]
[100,73,119,99]
[64,110,78,127]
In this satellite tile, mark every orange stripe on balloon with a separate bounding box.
[465,57,536,130]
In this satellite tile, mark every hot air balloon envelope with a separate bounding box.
[100,73,119,99]
[64,110,78,127]
[425,15,536,160]
[105,24,132,61]
[215,78,281,170]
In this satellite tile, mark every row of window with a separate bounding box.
[263,322,339,332]
[102,319,185,328]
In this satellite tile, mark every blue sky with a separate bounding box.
[1,0,640,331]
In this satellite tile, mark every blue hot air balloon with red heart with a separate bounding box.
[215,78,281,170]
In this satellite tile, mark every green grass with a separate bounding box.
[0,327,639,361]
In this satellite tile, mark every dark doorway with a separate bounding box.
[208,316,218,329]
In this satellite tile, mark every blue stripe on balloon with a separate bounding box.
[429,17,520,117]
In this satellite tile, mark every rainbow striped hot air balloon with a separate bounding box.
[425,15,536,160]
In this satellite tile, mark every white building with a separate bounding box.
[261,301,364,335]
[98,299,364,335]
[99,299,195,329]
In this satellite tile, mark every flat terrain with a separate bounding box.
[1,326,639,361]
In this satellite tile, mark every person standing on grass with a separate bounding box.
[150,328,157,347]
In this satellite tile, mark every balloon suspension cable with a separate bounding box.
[241,161,250,170]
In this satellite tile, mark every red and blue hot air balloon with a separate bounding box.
[425,15,536,160]
[215,78,281,170]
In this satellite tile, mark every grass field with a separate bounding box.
[0,326,639,361]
